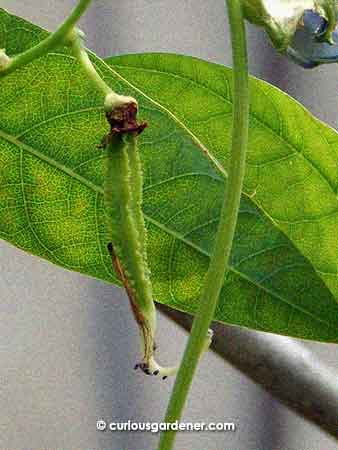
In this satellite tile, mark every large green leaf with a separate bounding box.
[1,8,338,343]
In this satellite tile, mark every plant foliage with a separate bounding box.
[1,8,338,342]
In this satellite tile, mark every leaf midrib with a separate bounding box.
[0,127,335,329]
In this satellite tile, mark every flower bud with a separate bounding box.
[242,0,338,67]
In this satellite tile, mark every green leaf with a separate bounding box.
[1,8,338,343]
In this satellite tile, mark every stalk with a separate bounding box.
[0,0,93,77]
[157,1,250,449]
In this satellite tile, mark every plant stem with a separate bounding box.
[71,33,140,111]
[159,303,338,441]
[0,0,93,77]
[71,36,112,96]
[157,1,249,449]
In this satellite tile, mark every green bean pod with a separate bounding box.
[103,103,212,379]
[104,134,156,363]
[125,134,149,269]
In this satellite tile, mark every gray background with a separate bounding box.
[1,1,338,449]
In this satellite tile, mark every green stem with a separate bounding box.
[71,33,138,112]
[157,1,249,449]
[71,35,112,96]
[0,0,93,77]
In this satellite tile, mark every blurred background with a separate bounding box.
[1,1,338,449]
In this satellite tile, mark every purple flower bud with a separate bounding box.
[287,9,338,68]
[242,1,338,69]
